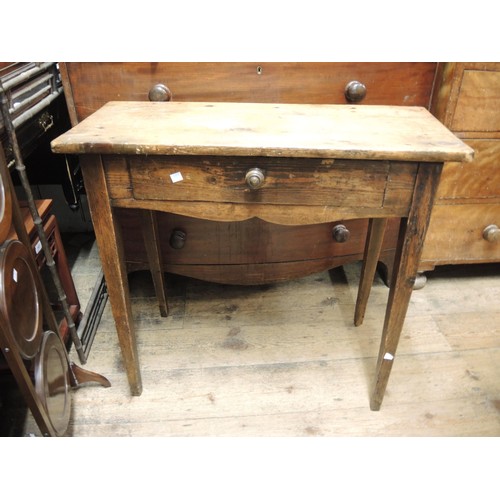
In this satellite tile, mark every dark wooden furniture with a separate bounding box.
[1,62,83,214]
[1,62,83,346]
[0,145,71,436]
[7,199,81,344]
[59,62,438,285]
[0,65,111,437]
[51,101,473,410]
[419,63,500,281]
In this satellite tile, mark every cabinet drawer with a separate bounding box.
[119,211,400,265]
[451,70,500,133]
[64,62,438,122]
[436,140,500,200]
[128,156,415,209]
[422,203,500,263]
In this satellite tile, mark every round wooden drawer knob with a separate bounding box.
[148,83,172,102]
[170,229,187,249]
[332,224,350,243]
[483,224,500,242]
[245,168,265,190]
[344,81,367,103]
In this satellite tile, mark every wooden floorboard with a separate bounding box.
[22,236,500,437]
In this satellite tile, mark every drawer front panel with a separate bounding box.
[118,210,400,266]
[129,156,395,208]
[64,62,438,122]
[422,203,500,262]
[451,70,500,133]
[436,140,500,200]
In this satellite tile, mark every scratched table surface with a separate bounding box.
[51,101,474,163]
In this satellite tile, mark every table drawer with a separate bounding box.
[129,156,414,209]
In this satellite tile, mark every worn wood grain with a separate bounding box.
[129,157,391,208]
[435,140,500,200]
[421,203,500,264]
[79,155,142,396]
[370,163,443,410]
[451,69,500,134]
[113,198,413,226]
[51,102,474,163]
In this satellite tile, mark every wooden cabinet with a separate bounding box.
[420,63,500,275]
[60,62,437,285]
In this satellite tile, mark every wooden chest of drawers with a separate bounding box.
[60,63,437,284]
[420,63,500,278]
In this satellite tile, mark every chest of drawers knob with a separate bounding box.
[483,224,500,243]
[245,168,265,190]
[169,228,187,249]
[344,80,367,103]
[148,83,172,102]
[332,224,351,242]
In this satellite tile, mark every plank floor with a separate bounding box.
[23,233,500,437]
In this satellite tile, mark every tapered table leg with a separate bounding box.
[80,155,142,396]
[354,218,388,326]
[141,210,169,317]
[370,163,442,410]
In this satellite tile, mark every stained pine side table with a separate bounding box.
[51,102,473,410]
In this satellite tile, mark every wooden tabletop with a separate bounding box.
[51,101,474,163]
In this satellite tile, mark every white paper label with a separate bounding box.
[170,172,183,183]
[383,352,394,361]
